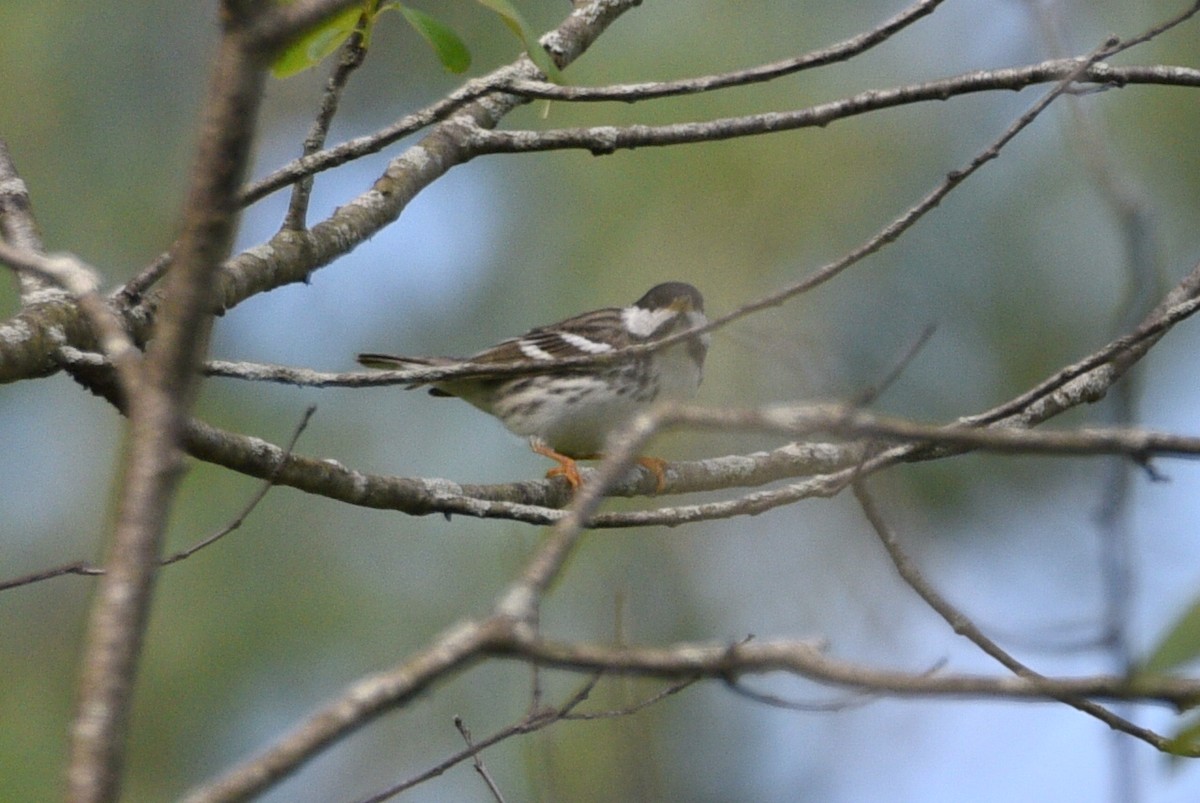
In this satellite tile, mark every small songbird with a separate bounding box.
[358,282,710,490]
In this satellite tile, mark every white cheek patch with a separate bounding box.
[518,340,556,361]
[622,305,674,337]
[557,331,614,353]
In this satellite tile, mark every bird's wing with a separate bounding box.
[469,307,633,364]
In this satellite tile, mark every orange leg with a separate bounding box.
[530,440,588,490]
[636,456,669,494]
[530,440,670,493]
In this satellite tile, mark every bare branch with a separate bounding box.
[163,405,316,565]
[468,61,1200,156]
[724,676,883,714]
[0,140,51,301]
[453,717,506,803]
[180,617,508,803]
[0,244,141,394]
[666,404,1200,461]
[67,15,272,801]
[0,405,315,593]
[850,322,937,407]
[237,12,1198,204]
[185,609,1200,802]
[236,75,501,208]
[358,676,695,802]
[503,635,1200,720]
[501,0,1198,104]
[1110,0,1200,53]
[852,482,1169,750]
[506,0,949,102]
[282,20,368,231]
[0,560,104,591]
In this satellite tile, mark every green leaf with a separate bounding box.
[474,0,562,83]
[1164,714,1200,760]
[399,6,471,73]
[272,5,366,78]
[1141,596,1200,674]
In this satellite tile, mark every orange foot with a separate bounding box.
[530,441,670,494]
[636,456,669,494]
[531,440,589,490]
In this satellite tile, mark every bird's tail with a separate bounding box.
[357,352,438,370]
[357,352,459,393]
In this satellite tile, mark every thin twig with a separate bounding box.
[508,634,1200,713]
[561,677,698,721]
[0,561,104,591]
[505,0,1199,105]
[662,404,1200,461]
[851,481,1171,750]
[358,675,694,802]
[724,677,883,713]
[468,60,1200,157]
[1109,0,1200,53]
[237,76,500,208]
[283,18,369,231]
[453,717,506,803]
[504,0,946,102]
[114,249,172,306]
[161,405,316,564]
[355,679,596,802]
[0,406,316,591]
[233,60,1200,214]
[850,322,937,407]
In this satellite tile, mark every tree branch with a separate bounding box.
[0,140,52,301]
[282,18,369,231]
[66,11,273,801]
[852,482,1170,751]
[3,20,1196,385]
[503,0,947,103]
[500,635,1200,716]
[180,617,509,803]
[468,62,1199,156]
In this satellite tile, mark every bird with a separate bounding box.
[358,282,710,491]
